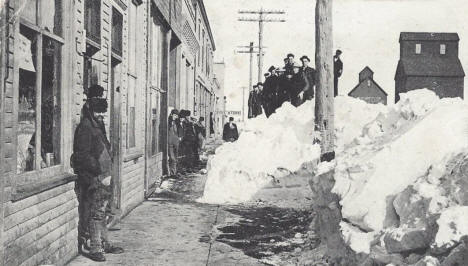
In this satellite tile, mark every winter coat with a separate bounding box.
[263,75,280,106]
[181,120,198,143]
[300,66,316,99]
[168,120,182,146]
[223,122,239,142]
[334,58,343,79]
[288,73,307,99]
[72,105,112,187]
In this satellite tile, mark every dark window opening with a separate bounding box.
[85,0,101,45]
[112,8,123,56]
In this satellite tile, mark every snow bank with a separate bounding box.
[334,90,468,253]
[200,96,384,204]
[435,206,468,248]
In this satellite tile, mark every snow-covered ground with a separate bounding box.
[200,89,468,255]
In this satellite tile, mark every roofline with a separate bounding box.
[197,0,216,51]
[399,32,460,42]
[400,74,466,78]
[348,78,388,96]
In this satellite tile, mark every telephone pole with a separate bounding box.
[238,8,286,83]
[236,42,266,90]
[315,0,334,162]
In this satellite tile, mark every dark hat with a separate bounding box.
[229,117,234,121]
[300,55,310,62]
[257,82,263,87]
[287,53,294,58]
[336,49,342,55]
[268,66,276,72]
[85,84,105,99]
[170,109,179,115]
[264,73,270,77]
[283,58,289,62]
[253,84,258,88]
[179,110,188,118]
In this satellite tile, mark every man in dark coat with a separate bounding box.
[247,85,256,119]
[72,85,124,261]
[168,109,182,178]
[180,110,198,169]
[334,49,343,97]
[254,82,264,117]
[263,66,281,117]
[289,64,307,107]
[299,55,316,102]
[223,117,239,142]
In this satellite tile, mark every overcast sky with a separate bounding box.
[204,0,468,111]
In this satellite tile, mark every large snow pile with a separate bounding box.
[199,96,385,204]
[334,90,468,257]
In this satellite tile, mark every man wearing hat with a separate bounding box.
[263,66,281,117]
[289,63,307,107]
[284,53,296,76]
[180,110,198,170]
[300,55,316,102]
[334,49,343,97]
[253,82,264,117]
[168,109,182,177]
[72,85,124,261]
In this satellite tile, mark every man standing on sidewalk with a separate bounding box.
[168,109,182,178]
[72,84,124,262]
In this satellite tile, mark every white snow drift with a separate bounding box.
[200,88,468,253]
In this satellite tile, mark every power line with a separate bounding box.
[238,8,286,83]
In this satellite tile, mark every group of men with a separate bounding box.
[248,50,343,118]
[72,85,212,262]
[168,109,208,179]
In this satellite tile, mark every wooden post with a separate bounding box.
[315,0,335,162]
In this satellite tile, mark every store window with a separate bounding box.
[17,1,63,174]
[85,0,101,45]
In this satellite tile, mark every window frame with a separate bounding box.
[14,0,67,187]
[84,0,102,48]
[126,2,138,151]
[440,44,446,55]
[415,43,421,54]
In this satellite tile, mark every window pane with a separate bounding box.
[41,37,62,168]
[17,28,38,174]
[440,44,446,55]
[127,78,136,148]
[40,0,62,36]
[112,8,123,56]
[415,44,421,54]
[85,0,101,44]
[128,4,137,74]
[20,0,38,25]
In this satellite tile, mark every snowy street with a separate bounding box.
[67,142,324,266]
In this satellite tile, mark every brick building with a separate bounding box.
[0,0,220,265]
[348,66,387,105]
[395,32,465,103]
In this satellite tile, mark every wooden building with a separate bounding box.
[348,66,388,105]
[0,0,220,265]
[395,32,465,103]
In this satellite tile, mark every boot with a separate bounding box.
[103,241,124,254]
[87,252,106,262]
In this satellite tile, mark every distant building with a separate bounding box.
[348,67,388,105]
[395,32,465,103]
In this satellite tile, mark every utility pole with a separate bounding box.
[238,8,286,83]
[315,0,334,162]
